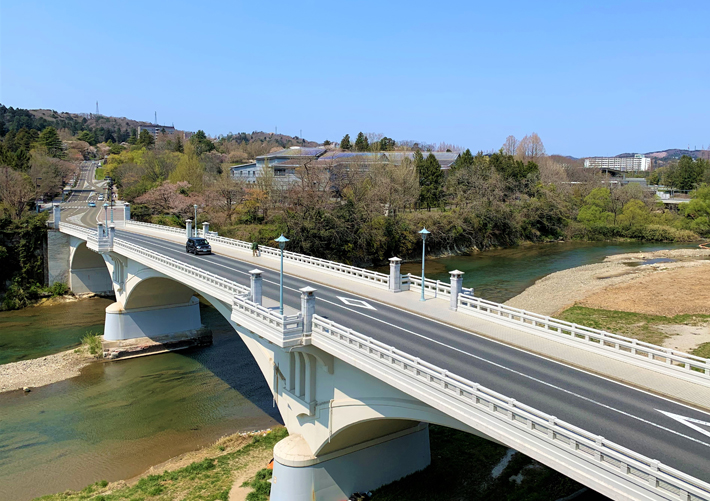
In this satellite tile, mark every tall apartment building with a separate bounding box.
[584,154,651,172]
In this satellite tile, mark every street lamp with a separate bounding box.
[193,204,198,236]
[35,177,42,213]
[103,203,109,235]
[418,228,430,302]
[274,234,289,315]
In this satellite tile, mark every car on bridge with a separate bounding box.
[186,237,212,255]
[88,201,96,207]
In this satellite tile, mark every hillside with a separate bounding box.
[617,148,710,164]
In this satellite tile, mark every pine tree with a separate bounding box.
[418,153,443,211]
[138,129,155,148]
[37,127,65,158]
[451,149,474,171]
[354,132,369,152]
[127,128,138,145]
[340,134,351,150]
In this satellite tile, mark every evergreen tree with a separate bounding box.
[418,153,443,211]
[173,135,184,153]
[354,132,369,152]
[77,130,97,145]
[127,128,138,145]
[323,139,331,146]
[340,134,351,150]
[379,137,395,151]
[451,149,474,171]
[37,127,65,158]
[138,129,155,148]
[189,130,215,155]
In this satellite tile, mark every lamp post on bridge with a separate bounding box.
[418,227,430,302]
[193,204,198,237]
[35,177,42,213]
[103,203,109,235]
[274,234,289,315]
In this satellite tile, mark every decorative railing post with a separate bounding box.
[123,202,130,222]
[449,270,464,311]
[52,203,60,228]
[185,219,192,238]
[108,224,115,248]
[250,269,263,305]
[202,222,210,237]
[389,257,402,292]
[300,286,316,336]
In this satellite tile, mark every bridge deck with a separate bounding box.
[113,226,710,484]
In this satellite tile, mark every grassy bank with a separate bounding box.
[35,428,288,501]
[34,424,603,501]
[95,167,105,180]
[558,305,710,356]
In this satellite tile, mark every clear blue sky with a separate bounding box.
[1,0,708,157]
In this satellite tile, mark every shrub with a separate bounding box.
[82,331,103,357]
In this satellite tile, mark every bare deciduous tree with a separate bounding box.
[0,167,34,219]
[502,135,518,156]
[516,133,546,162]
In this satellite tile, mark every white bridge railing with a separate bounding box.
[113,239,250,300]
[124,220,390,289]
[458,295,710,379]
[232,294,303,347]
[407,273,473,299]
[312,315,710,501]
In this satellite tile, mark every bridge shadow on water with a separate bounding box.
[177,297,283,425]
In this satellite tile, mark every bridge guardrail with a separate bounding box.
[407,273,473,299]
[113,239,250,299]
[312,315,710,501]
[457,295,710,379]
[232,294,303,346]
[124,220,390,289]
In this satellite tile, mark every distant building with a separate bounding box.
[584,154,651,172]
[230,147,461,186]
[137,124,176,137]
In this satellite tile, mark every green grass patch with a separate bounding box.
[693,342,710,358]
[241,468,273,501]
[33,428,288,501]
[371,425,591,501]
[94,167,105,180]
[558,305,710,346]
[81,330,103,357]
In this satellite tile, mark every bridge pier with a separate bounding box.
[270,423,430,501]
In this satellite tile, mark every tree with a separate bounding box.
[37,127,65,158]
[207,171,245,223]
[666,155,706,191]
[369,159,419,216]
[379,136,395,151]
[169,143,204,191]
[502,135,518,156]
[189,130,215,156]
[127,129,138,145]
[450,149,474,171]
[340,134,351,150]
[0,167,34,219]
[354,132,369,152]
[136,181,193,216]
[323,139,332,146]
[516,133,546,162]
[418,153,443,210]
[77,130,97,146]
[138,129,155,148]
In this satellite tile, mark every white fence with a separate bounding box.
[232,294,303,347]
[312,315,710,501]
[113,239,250,301]
[457,295,710,380]
[407,273,473,299]
[124,220,391,289]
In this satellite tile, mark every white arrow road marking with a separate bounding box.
[657,410,710,439]
[337,297,376,310]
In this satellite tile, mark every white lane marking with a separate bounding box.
[118,230,710,447]
[337,297,376,310]
[657,410,710,439]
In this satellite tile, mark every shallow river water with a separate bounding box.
[0,240,696,500]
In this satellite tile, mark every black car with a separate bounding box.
[186,237,212,255]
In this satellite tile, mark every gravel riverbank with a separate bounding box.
[505,247,710,316]
[0,348,96,393]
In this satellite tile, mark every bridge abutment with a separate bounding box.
[270,422,430,501]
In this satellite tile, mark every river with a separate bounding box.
[0,240,696,500]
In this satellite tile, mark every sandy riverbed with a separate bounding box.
[505,247,710,352]
[0,348,96,393]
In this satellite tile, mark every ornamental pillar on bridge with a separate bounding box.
[185,219,193,238]
[388,257,402,292]
[52,204,60,228]
[202,222,210,237]
[300,286,316,335]
[449,269,464,311]
[123,202,130,221]
[250,269,263,305]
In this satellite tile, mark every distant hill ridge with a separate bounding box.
[616,148,709,161]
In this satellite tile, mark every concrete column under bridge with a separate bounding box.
[270,423,431,501]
